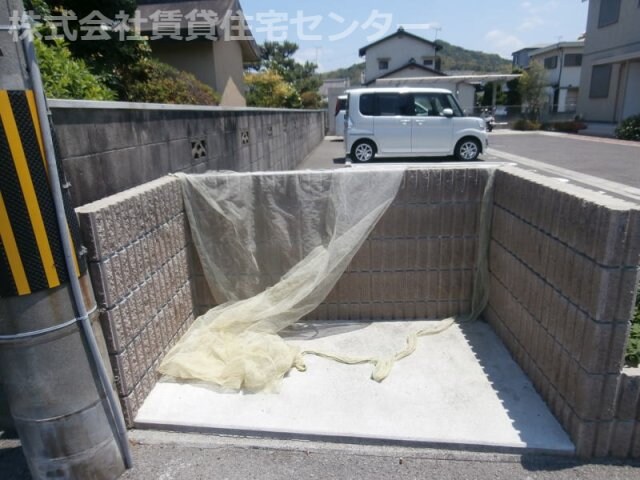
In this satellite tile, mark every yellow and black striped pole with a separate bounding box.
[0,8,130,479]
[0,89,85,297]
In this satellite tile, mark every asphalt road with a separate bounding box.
[4,430,640,480]
[487,131,640,189]
[299,132,640,203]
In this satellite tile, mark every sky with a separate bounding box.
[240,0,589,72]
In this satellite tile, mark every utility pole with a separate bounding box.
[0,2,130,478]
[433,26,442,42]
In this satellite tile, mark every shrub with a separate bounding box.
[245,70,301,108]
[626,287,640,367]
[616,115,640,141]
[512,118,541,131]
[300,91,322,109]
[34,37,116,101]
[551,121,588,134]
[125,59,220,106]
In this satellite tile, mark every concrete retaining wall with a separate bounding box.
[50,100,325,207]
[485,167,640,458]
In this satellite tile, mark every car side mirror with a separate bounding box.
[442,108,454,117]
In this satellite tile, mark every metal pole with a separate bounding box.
[19,17,133,469]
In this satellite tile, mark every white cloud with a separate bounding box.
[517,0,559,31]
[485,30,525,58]
[519,16,544,31]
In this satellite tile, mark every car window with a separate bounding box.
[359,94,376,116]
[377,93,407,116]
[413,93,463,117]
[444,94,464,117]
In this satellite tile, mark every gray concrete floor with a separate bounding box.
[136,321,573,455]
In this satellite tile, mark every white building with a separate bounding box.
[359,27,443,85]
[512,45,549,70]
[358,28,477,112]
[529,41,585,113]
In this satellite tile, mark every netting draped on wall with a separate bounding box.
[159,168,495,392]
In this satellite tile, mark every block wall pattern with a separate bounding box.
[485,167,640,458]
[304,168,491,321]
[76,177,195,425]
[52,105,325,207]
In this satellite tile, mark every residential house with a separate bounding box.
[359,27,444,86]
[577,0,640,122]
[358,27,477,112]
[529,42,585,113]
[138,0,260,107]
[512,45,549,70]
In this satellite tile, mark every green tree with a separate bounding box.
[126,59,220,106]
[481,82,507,107]
[518,61,547,120]
[34,36,116,100]
[245,70,301,108]
[27,0,149,97]
[254,41,322,108]
[505,69,523,112]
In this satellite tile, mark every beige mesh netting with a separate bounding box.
[158,167,495,392]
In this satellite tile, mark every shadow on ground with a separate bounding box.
[0,430,30,479]
[348,155,487,165]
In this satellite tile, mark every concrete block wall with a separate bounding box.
[303,168,491,321]
[75,176,195,425]
[50,100,325,207]
[485,167,640,458]
[71,165,640,458]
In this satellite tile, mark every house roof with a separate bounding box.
[529,41,585,58]
[137,0,260,62]
[511,44,549,55]
[364,61,446,86]
[358,27,442,57]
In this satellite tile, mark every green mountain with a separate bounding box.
[321,63,365,86]
[437,40,512,73]
[322,41,512,85]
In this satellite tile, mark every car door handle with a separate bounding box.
[400,120,411,125]
[415,121,425,126]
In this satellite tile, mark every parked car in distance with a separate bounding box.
[345,87,488,162]
[335,95,347,137]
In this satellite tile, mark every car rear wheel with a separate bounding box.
[351,140,376,163]
[455,138,481,161]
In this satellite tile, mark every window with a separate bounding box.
[378,59,389,70]
[412,93,463,117]
[598,0,621,27]
[423,59,434,67]
[377,93,409,116]
[589,64,612,98]
[564,54,583,67]
[544,56,558,69]
[359,94,376,116]
[359,93,413,116]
